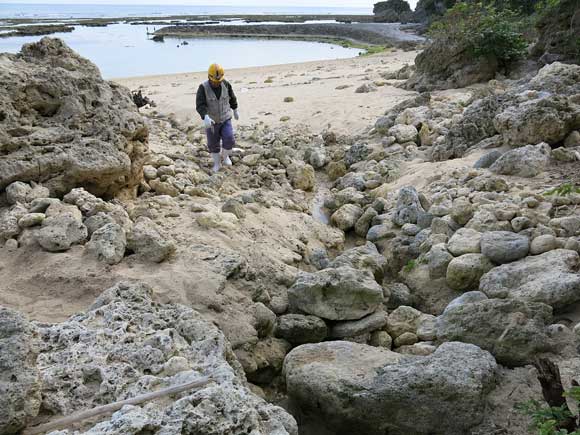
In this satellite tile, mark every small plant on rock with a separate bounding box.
[543,183,580,197]
[403,259,417,273]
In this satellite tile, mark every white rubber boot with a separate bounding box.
[211,153,221,173]
[222,148,233,166]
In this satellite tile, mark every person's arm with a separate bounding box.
[195,84,208,120]
[226,81,238,110]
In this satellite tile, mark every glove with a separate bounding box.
[233,109,240,121]
[204,114,215,129]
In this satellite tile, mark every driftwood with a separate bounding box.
[534,358,578,432]
[23,376,213,435]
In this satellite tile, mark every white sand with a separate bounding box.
[114,49,418,135]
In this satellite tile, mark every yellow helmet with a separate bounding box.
[208,63,225,84]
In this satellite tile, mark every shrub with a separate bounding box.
[428,2,528,68]
[516,386,580,434]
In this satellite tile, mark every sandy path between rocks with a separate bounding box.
[114,49,418,136]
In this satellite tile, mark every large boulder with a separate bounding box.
[493,97,580,147]
[489,143,551,178]
[34,282,298,434]
[0,38,148,198]
[436,298,553,366]
[288,267,384,321]
[330,242,387,283]
[480,231,530,264]
[479,249,580,310]
[0,307,41,434]
[284,341,497,435]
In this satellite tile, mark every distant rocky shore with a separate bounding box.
[155,22,424,49]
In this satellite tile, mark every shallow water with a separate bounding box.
[0,23,361,78]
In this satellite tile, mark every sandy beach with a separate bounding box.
[115,48,418,136]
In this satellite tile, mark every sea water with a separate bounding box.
[0,4,368,78]
[0,3,371,19]
[0,23,363,78]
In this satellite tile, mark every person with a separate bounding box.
[196,63,239,173]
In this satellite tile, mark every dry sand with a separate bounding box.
[115,49,418,136]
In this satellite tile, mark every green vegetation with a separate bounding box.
[403,259,417,273]
[544,183,580,197]
[429,2,528,68]
[516,386,580,434]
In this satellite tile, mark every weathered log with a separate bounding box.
[23,376,212,435]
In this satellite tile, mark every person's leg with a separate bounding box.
[220,119,235,166]
[206,126,222,172]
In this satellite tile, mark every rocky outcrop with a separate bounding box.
[405,37,498,92]
[33,282,297,434]
[0,307,41,434]
[532,0,580,64]
[431,63,580,161]
[0,38,148,198]
[284,341,497,435]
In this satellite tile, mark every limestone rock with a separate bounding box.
[386,305,422,338]
[288,267,384,321]
[0,38,148,197]
[126,216,175,263]
[330,310,388,339]
[530,234,558,255]
[481,231,530,264]
[490,143,551,178]
[448,228,482,256]
[331,204,363,231]
[565,130,580,147]
[354,206,378,237]
[35,282,297,434]
[284,341,497,435]
[479,249,580,309]
[428,243,453,279]
[384,282,413,309]
[275,314,328,345]
[345,142,370,167]
[393,186,425,227]
[196,211,238,231]
[436,298,553,366]
[36,212,88,252]
[18,213,45,228]
[253,303,277,338]
[474,150,502,169]
[493,96,580,146]
[5,182,31,205]
[329,242,386,283]
[287,162,315,191]
[446,254,494,291]
[85,223,126,265]
[552,147,579,162]
[388,124,418,144]
[0,307,41,434]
